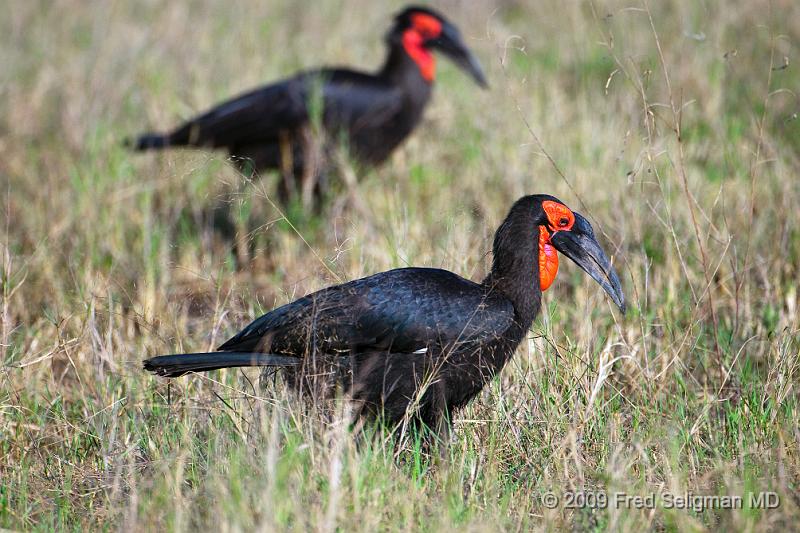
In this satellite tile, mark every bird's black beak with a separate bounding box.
[429,23,488,88]
[550,212,626,313]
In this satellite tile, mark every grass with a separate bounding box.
[2,0,799,530]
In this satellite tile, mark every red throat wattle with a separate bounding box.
[402,13,442,83]
[538,226,559,291]
[402,31,435,81]
[538,201,575,291]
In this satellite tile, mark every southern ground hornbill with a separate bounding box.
[131,6,487,206]
[144,195,626,435]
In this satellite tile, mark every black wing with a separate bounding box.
[146,69,403,150]
[316,70,405,135]
[154,75,308,149]
[217,268,515,356]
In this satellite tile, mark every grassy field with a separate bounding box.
[2,0,799,530]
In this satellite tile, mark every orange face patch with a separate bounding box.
[410,13,443,39]
[542,200,575,232]
[402,13,442,82]
[538,225,559,291]
[538,201,575,291]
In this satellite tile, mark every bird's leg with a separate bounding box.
[229,159,260,268]
[426,385,456,460]
[234,185,251,270]
[335,151,370,219]
[300,126,321,210]
[278,130,297,201]
[433,412,456,462]
[206,179,252,270]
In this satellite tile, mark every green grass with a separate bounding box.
[2,0,800,530]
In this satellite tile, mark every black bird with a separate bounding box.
[144,195,625,435]
[131,6,487,204]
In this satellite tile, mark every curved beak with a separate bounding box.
[429,23,488,88]
[550,212,626,313]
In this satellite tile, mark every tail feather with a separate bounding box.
[127,132,170,151]
[128,121,197,151]
[143,351,300,378]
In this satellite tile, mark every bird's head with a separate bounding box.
[388,6,487,87]
[533,195,625,312]
[495,195,626,313]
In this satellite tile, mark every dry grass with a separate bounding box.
[2,0,799,530]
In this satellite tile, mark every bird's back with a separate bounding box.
[217,267,515,358]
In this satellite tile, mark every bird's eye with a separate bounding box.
[559,217,569,227]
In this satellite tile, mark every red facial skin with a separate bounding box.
[538,201,576,291]
[402,13,443,82]
[538,227,559,291]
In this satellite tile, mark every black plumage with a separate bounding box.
[131,6,487,204]
[144,195,626,435]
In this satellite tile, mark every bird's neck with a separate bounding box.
[380,42,435,90]
[482,216,542,329]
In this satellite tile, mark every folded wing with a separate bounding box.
[217,267,515,357]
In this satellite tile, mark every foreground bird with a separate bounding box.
[131,6,487,205]
[144,195,625,435]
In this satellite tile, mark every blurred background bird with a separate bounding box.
[130,5,487,209]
